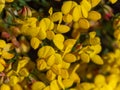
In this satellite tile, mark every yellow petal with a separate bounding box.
[91,55,104,65]
[63,53,76,63]
[50,80,60,90]
[80,0,91,11]
[2,51,14,59]
[38,46,55,58]
[12,84,23,90]
[0,0,5,13]
[88,0,101,7]
[37,59,47,70]
[46,70,56,81]
[9,75,19,86]
[72,5,82,22]
[63,14,73,23]
[53,34,64,50]
[51,64,61,75]
[81,5,88,18]
[79,18,90,29]
[60,69,69,79]
[37,28,47,40]
[61,1,78,14]
[30,37,41,49]
[0,40,6,48]
[31,81,46,90]
[19,68,29,77]
[62,79,74,88]
[0,84,10,90]
[46,30,55,40]
[46,55,55,66]
[80,53,90,63]
[56,24,70,33]
[0,63,5,72]
[54,53,62,64]
[88,11,101,21]
[50,12,62,23]
[57,75,65,89]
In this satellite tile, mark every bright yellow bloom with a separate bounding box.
[79,18,90,29]
[63,53,76,63]
[91,55,104,65]
[46,70,56,81]
[0,39,6,48]
[5,0,14,3]
[38,46,55,58]
[88,11,101,21]
[30,37,41,49]
[53,34,64,50]
[19,68,29,77]
[0,63,5,72]
[9,75,19,86]
[12,84,23,90]
[63,14,73,23]
[0,0,5,13]
[88,0,101,8]
[31,81,46,90]
[0,84,11,90]
[37,59,47,70]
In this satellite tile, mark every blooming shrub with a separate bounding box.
[0,0,120,90]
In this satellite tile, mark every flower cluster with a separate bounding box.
[0,0,120,90]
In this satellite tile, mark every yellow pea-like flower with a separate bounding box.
[61,61,70,69]
[46,55,55,66]
[0,58,6,66]
[38,46,55,58]
[0,63,5,72]
[31,81,46,90]
[37,59,47,70]
[12,84,23,90]
[54,53,62,64]
[77,82,95,90]
[91,54,104,65]
[60,69,69,79]
[89,31,96,38]
[63,14,73,23]
[46,70,56,81]
[19,68,29,77]
[50,12,62,24]
[53,34,64,50]
[46,30,55,40]
[51,64,61,75]
[56,24,70,33]
[88,11,101,21]
[2,51,14,60]
[9,75,19,86]
[0,0,5,13]
[37,28,47,40]
[72,5,82,22]
[50,80,60,90]
[79,18,90,29]
[0,39,6,48]
[0,84,11,90]
[39,18,54,31]
[62,79,74,88]
[43,86,50,90]
[81,5,88,18]
[88,0,101,8]
[61,1,77,14]
[114,29,120,40]
[30,37,41,49]
[94,74,106,87]
[80,0,91,11]
[57,75,65,89]
[70,72,80,83]
[109,0,117,4]
[63,53,76,63]
[5,0,14,3]
[80,53,90,63]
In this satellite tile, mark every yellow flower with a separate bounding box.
[38,46,55,58]
[80,52,90,63]
[0,84,11,90]
[63,14,73,23]
[50,80,61,90]
[61,1,77,15]
[46,30,55,40]
[0,39,6,48]
[9,75,19,86]
[37,59,47,70]
[31,81,46,90]
[12,84,23,90]
[62,79,74,88]
[72,5,82,22]
[55,24,70,33]
[94,74,106,87]
[53,34,64,50]
[51,64,61,75]
[19,68,29,77]
[0,63,5,72]
[60,69,69,79]
[80,0,91,12]
[63,53,77,63]
[91,54,104,65]
[0,0,5,13]
[46,70,56,81]
[30,37,41,49]
[78,18,90,29]
[88,11,101,21]
[1,51,14,59]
